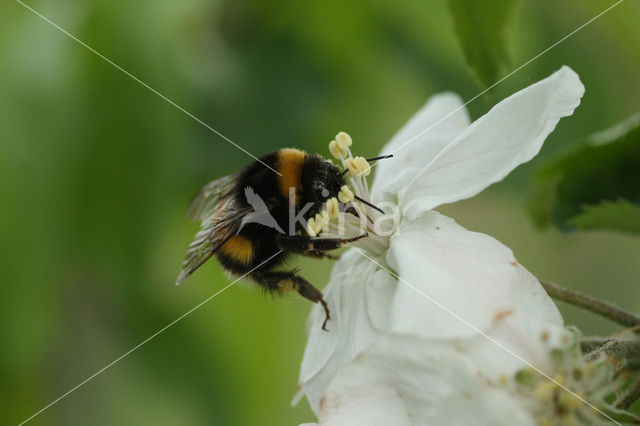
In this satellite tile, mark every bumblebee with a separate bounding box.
[176,147,368,330]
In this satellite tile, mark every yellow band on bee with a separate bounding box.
[277,148,306,204]
[219,235,254,264]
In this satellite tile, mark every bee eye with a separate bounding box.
[312,181,329,198]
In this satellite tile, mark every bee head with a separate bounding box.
[305,156,345,203]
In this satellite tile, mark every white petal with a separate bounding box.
[297,250,394,414]
[370,93,470,204]
[400,66,585,219]
[386,211,563,343]
[319,334,535,426]
[457,319,571,382]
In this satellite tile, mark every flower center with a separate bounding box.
[306,132,396,256]
[513,340,620,425]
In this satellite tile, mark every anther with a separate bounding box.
[558,390,582,411]
[329,140,347,159]
[355,157,371,176]
[534,381,557,400]
[345,156,371,177]
[335,132,352,149]
[326,198,339,219]
[306,218,317,237]
[338,185,354,204]
[312,212,328,234]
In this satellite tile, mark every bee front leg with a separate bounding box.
[252,270,331,331]
[275,233,367,254]
[297,277,331,331]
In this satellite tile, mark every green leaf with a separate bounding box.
[529,113,640,235]
[570,199,640,234]
[447,0,520,89]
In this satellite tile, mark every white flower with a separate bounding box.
[316,329,622,425]
[295,66,586,416]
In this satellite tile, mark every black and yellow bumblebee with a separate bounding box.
[176,148,366,330]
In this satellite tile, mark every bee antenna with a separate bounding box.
[354,195,385,214]
[365,154,393,162]
[340,169,349,176]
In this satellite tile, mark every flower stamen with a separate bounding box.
[306,218,317,237]
[335,131,352,148]
[345,157,371,177]
[305,131,391,255]
[338,185,354,204]
[326,198,340,219]
[329,140,348,159]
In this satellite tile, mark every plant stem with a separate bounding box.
[615,375,640,410]
[540,281,640,329]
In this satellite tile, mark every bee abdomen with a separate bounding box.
[217,235,254,265]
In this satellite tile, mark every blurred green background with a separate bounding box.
[1,0,639,424]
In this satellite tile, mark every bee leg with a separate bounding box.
[302,250,340,260]
[252,270,331,331]
[275,233,367,253]
[297,277,331,331]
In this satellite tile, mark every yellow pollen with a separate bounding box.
[345,156,371,177]
[356,157,371,176]
[329,140,348,159]
[335,131,352,148]
[338,185,354,203]
[277,279,298,294]
[314,213,326,233]
[558,390,583,411]
[534,381,557,401]
[306,218,317,237]
[345,158,358,175]
[326,198,340,219]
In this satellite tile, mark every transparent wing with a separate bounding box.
[177,195,249,285]
[186,173,238,222]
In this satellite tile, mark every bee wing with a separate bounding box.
[177,196,250,285]
[186,173,238,222]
